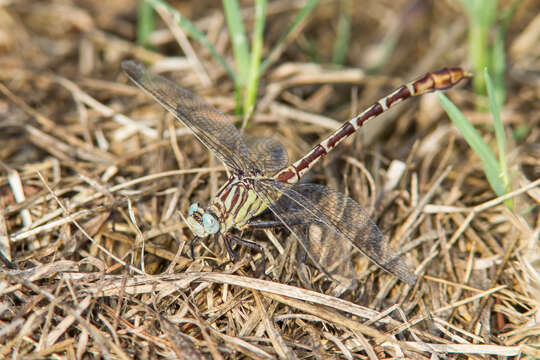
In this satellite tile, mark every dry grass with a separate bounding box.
[1,0,539,358]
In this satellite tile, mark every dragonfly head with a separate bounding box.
[186,202,220,237]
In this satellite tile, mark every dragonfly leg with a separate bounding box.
[186,236,200,259]
[222,233,238,263]
[225,233,267,277]
[247,218,307,229]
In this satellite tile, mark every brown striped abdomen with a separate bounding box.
[275,67,471,184]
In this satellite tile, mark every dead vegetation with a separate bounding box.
[1,0,539,358]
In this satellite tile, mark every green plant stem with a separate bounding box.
[259,0,319,74]
[146,0,237,81]
[469,21,489,95]
[438,93,506,197]
[485,68,512,208]
[137,0,155,49]
[243,0,267,116]
[223,0,249,113]
[331,0,351,65]
[461,0,498,98]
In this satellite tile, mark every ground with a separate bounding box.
[0,0,539,359]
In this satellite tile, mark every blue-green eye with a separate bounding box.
[188,203,199,216]
[202,213,219,234]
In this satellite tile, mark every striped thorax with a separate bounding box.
[186,174,267,237]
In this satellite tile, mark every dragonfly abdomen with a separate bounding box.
[275,67,471,184]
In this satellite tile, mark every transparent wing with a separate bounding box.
[243,136,289,176]
[253,180,416,285]
[122,60,259,173]
[297,220,357,296]
[278,185,356,295]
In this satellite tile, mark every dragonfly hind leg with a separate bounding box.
[246,218,307,229]
[224,233,267,277]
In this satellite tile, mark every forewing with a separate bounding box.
[254,180,416,286]
[243,136,289,175]
[122,61,259,173]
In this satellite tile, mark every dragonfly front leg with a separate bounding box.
[186,236,200,260]
[222,233,238,263]
[224,233,267,277]
[186,235,219,261]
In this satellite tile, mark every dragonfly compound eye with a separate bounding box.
[188,202,200,216]
[202,213,219,234]
[186,214,205,237]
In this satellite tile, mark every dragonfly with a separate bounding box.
[122,60,470,286]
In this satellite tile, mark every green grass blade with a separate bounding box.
[485,68,510,200]
[136,0,156,49]
[146,0,236,81]
[489,0,520,107]
[331,0,351,65]
[223,0,249,86]
[223,0,250,114]
[438,93,506,196]
[243,0,267,116]
[491,28,506,107]
[461,0,498,97]
[260,0,319,74]
[484,69,505,167]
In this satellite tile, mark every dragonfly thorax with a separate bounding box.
[186,202,220,237]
